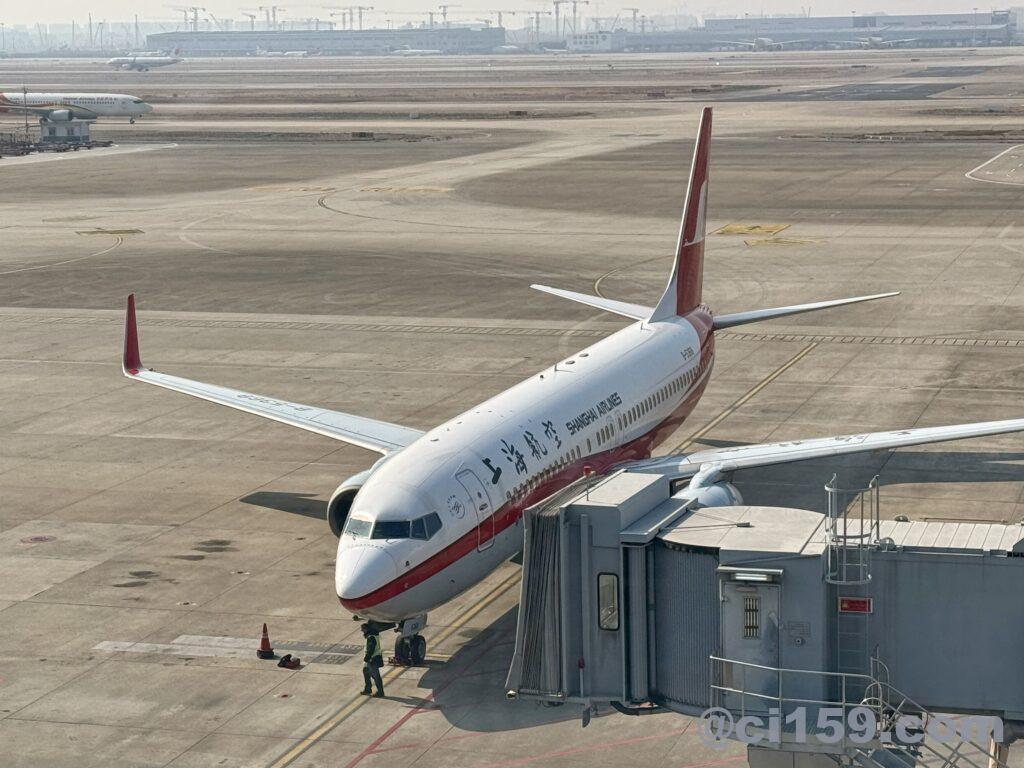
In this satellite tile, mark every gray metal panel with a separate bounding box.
[651,543,719,710]
[506,508,563,698]
[626,546,649,702]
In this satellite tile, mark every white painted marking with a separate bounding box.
[0,142,177,167]
[965,144,1024,186]
[93,640,252,659]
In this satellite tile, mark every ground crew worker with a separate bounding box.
[361,623,385,697]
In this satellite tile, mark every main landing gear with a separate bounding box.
[393,615,427,666]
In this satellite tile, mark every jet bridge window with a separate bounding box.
[598,573,619,631]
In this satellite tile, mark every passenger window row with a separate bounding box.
[505,445,582,501]
[616,355,710,432]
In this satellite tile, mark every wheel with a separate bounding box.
[129,118,136,124]
[410,634,426,665]
[394,636,412,665]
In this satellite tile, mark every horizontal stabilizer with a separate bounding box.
[530,284,651,320]
[712,292,899,331]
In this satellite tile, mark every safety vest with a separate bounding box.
[369,634,383,660]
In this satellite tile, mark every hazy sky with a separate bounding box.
[6,0,985,27]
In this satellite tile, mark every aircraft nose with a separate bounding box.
[335,545,398,602]
[142,103,154,113]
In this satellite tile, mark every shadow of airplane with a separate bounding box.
[239,491,326,520]
[414,605,670,733]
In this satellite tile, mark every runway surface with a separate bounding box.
[3,49,1024,767]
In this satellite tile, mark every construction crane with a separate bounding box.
[520,9,550,42]
[241,11,257,30]
[622,6,639,32]
[488,9,517,28]
[569,0,589,34]
[552,0,567,39]
[438,4,460,28]
[382,10,433,28]
[258,5,284,30]
[325,7,350,29]
[353,6,373,30]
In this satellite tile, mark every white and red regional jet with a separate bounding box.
[122,107,1024,664]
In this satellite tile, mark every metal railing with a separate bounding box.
[710,655,1011,768]
[825,474,881,585]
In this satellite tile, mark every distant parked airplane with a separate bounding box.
[716,36,807,51]
[255,46,312,57]
[830,35,918,49]
[392,45,443,56]
[0,92,153,123]
[108,50,183,71]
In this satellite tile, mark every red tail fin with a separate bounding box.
[651,107,712,320]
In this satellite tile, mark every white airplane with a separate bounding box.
[716,36,808,51]
[0,92,153,123]
[107,52,184,71]
[392,45,444,56]
[255,46,310,57]
[120,107,1024,665]
[830,35,918,49]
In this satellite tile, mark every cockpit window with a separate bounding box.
[411,517,427,540]
[372,520,410,540]
[344,516,372,538]
[424,512,442,538]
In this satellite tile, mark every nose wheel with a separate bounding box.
[395,634,427,666]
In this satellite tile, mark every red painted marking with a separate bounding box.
[472,727,691,768]
[341,311,716,613]
[345,633,499,767]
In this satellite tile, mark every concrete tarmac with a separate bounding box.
[2,50,1024,767]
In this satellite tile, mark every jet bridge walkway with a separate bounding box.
[505,469,1024,768]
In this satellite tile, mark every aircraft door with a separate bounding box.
[455,469,494,551]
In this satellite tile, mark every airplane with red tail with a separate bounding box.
[121,107,1024,664]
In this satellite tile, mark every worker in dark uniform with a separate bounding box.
[361,623,385,697]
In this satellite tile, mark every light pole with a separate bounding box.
[972,6,977,46]
[1,23,5,52]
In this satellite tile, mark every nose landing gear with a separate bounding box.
[393,615,428,666]
[395,634,427,666]
[129,118,136,124]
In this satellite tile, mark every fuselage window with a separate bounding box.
[372,520,411,539]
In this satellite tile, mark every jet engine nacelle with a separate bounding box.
[325,452,400,536]
[684,480,743,509]
[326,468,372,537]
[46,110,74,122]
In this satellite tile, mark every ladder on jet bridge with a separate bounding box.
[825,475,881,681]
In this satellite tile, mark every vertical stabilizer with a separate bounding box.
[650,107,712,321]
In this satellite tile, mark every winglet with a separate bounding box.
[123,294,143,375]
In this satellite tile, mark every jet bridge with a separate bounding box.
[505,470,1024,768]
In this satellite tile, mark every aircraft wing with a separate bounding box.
[625,418,1024,481]
[716,40,757,48]
[121,295,423,454]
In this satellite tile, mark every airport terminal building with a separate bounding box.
[146,27,506,56]
[567,10,1017,52]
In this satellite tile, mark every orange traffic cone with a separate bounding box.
[256,623,275,660]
